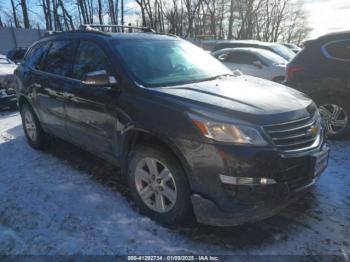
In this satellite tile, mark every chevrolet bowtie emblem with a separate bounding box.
[306,125,319,138]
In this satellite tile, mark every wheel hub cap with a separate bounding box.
[135,158,177,213]
[24,110,37,142]
[319,104,348,135]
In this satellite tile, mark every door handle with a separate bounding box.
[63,92,74,99]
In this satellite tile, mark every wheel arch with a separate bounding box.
[120,129,191,183]
[18,95,29,111]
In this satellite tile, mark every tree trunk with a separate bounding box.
[10,0,20,28]
[20,0,30,28]
[228,0,235,39]
[97,0,103,24]
[59,0,75,30]
[121,0,124,29]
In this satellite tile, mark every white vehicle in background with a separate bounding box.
[282,43,302,53]
[0,54,17,109]
[212,47,288,83]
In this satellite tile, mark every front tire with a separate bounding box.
[127,145,192,224]
[20,102,48,149]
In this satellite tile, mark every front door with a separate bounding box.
[64,40,120,157]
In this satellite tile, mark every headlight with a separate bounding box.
[189,114,268,145]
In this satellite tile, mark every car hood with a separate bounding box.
[0,64,17,76]
[153,75,314,124]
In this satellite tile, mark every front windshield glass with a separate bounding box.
[270,44,295,61]
[114,40,233,87]
[0,58,13,64]
[258,50,288,65]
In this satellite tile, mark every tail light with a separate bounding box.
[287,66,304,80]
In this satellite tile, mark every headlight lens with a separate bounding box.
[189,114,268,145]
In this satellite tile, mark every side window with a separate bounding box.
[324,40,350,61]
[227,52,258,65]
[26,42,50,70]
[73,41,113,81]
[43,40,76,76]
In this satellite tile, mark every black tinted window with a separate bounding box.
[43,40,76,76]
[73,41,113,80]
[325,40,350,61]
[227,52,257,64]
[26,42,50,69]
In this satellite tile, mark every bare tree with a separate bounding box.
[20,0,30,28]
[59,0,75,30]
[10,0,20,28]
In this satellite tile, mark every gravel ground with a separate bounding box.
[0,111,349,256]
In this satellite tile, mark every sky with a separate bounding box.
[301,0,350,39]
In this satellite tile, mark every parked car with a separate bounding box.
[212,40,296,61]
[282,43,302,53]
[15,25,329,226]
[7,47,27,64]
[212,48,288,83]
[0,55,17,109]
[285,31,350,139]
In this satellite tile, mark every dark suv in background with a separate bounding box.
[286,31,350,138]
[14,25,329,226]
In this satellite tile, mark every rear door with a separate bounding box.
[35,39,78,137]
[64,40,120,156]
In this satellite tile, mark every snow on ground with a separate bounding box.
[0,111,349,255]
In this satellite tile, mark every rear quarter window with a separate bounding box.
[323,40,350,61]
[25,42,51,70]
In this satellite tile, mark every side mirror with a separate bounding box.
[83,70,119,89]
[253,60,263,69]
[218,54,227,61]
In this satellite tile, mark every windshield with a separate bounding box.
[114,40,233,87]
[0,58,13,65]
[258,49,288,65]
[270,44,295,61]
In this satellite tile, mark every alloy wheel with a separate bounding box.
[319,104,348,135]
[23,108,37,142]
[134,157,177,213]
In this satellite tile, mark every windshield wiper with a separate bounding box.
[202,73,236,82]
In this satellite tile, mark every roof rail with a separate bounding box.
[44,30,62,37]
[79,24,155,33]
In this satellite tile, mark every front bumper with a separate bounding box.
[175,138,329,226]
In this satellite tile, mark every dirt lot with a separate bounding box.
[0,111,349,256]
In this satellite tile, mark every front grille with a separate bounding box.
[264,115,321,152]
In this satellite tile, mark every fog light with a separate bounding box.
[219,174,276,185]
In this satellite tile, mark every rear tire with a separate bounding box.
[127,145,192,225]
[314,96,350,139]
[20,102,49,149]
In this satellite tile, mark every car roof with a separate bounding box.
[306,30,350,45]
[215,40,276,47]
[212,47,279,56]
[213,47,262,53]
